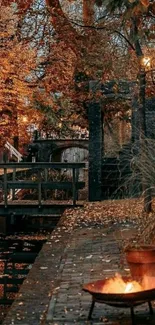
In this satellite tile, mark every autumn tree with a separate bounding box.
[2,0,154,142]
[0,4,45,151]
[2,1,135,127]
[1,1,154,209]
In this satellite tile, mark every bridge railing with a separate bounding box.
[0,162,85,207]
[4,141,23,162]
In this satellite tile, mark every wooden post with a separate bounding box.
[38,170,42,207]
[13,136,19,151]
[0,216,6,234]
[44,168,48,200]
[3,276,7,300]
[75,168,79,201]
[4,168,8,207]
[12,168,16,200]
[72,168,76,205]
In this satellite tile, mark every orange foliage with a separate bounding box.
[0,5,43,147]
[42,41,76,94]
[2,0,32,12]
[1,0,154,136]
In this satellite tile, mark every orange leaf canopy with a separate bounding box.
[2,0,33,12]
[140,0,150,7]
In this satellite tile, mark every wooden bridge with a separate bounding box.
[0,162,85,216]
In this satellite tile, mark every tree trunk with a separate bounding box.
[83,0,95,25]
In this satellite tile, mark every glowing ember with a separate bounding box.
[124,282,134,293]
[124,281,142,293]
[101,274,143,294]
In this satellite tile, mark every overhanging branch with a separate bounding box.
[70,19,135,52]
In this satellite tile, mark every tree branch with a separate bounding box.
[70,19,136,51]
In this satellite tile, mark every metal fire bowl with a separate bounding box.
[83,276,155,308]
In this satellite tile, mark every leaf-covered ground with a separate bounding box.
[63,198,145,226]
[62,198,155,245]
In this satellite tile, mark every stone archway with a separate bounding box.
[33,139,89,162]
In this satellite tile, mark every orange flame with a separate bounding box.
[124,282,134,293]
[124,281,142,293]
[101,274,143,294]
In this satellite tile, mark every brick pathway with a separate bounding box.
[3,217,155,325]
[45,225,155,325]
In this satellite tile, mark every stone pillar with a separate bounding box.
[88,102,103,201]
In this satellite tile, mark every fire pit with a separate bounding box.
[83,275,155,324]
